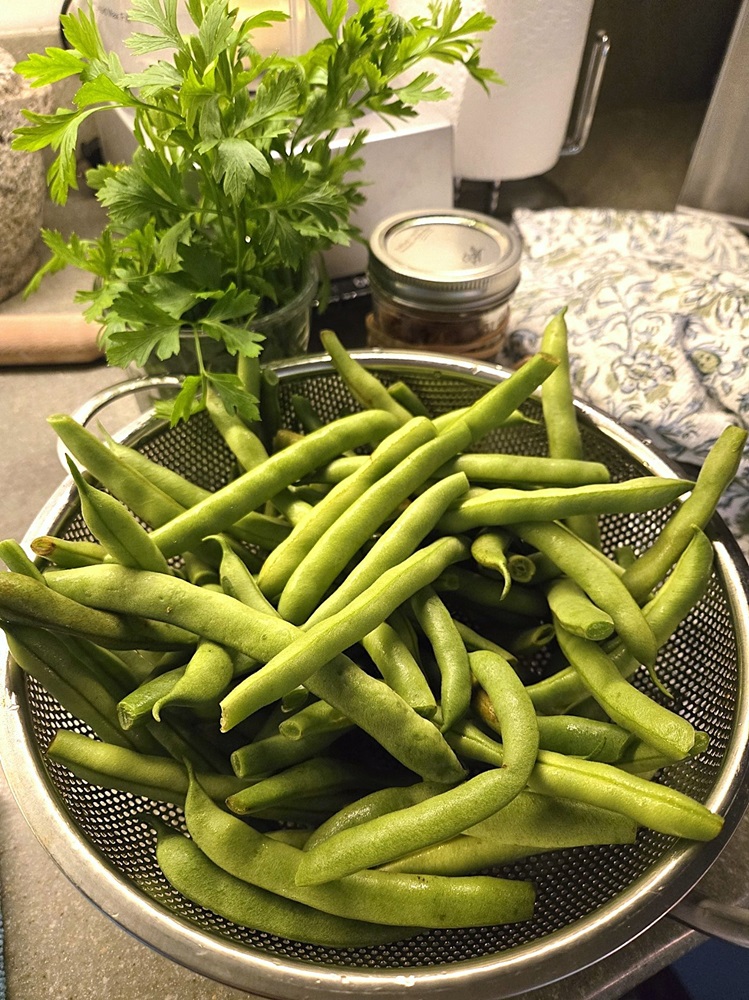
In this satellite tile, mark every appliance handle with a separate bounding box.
[560,29,611,156]
[671,894,749,948]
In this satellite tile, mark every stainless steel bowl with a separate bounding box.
[2,350,749,999]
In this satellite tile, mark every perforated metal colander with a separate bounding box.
[2,350,749,999]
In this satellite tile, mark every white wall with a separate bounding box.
[0,1,62,32]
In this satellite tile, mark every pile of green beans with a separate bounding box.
[1,317,745,949]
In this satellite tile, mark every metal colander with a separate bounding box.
[2,350,749,999]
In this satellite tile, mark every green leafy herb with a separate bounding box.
[14,0,500,421]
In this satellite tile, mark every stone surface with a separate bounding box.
[0,45,49,304]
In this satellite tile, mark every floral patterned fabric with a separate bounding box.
[500,207,749,559]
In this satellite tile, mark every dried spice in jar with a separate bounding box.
[366,209,522,359]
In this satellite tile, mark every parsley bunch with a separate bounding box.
[13,0,498,421]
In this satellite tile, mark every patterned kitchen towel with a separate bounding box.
[500,207,749,559]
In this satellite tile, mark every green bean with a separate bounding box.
[47,730,245,804]
[101,429,218,510]
[436,452,611,488]
[475,689,630,762]
[278,699,350,740]
[409,584,471,731]
[622,425,747,602]
[223,536,469,723]
[206,386,269,470]
[546,576,615,640]
[151,640,234,721]
[470,529,513,597]
[209,534,278,616]
[0,570,194,651]
[294,649,537,885]
[277,353,559,623]
[540,308,601,546]
[67,458,173,575]
[617,730,710,774]
[505,623,556,656]
[31,535,105,569]
[554,620,696,761]
[386,380,432,417]
[446,722,723,841]
[438,477,694,534]
[452,619,517,666]
[536,714,632,761]
[6,627,137,749]
[527,529,714,716]
[360,621,437,718]
[511,520,657,667]
[436,565,549,620]
[44,562,464,783]
[258,415,437,599]
[530,748,723,841]
[150,816,415,947]
[321,329,413,424]
[226,756,376,816]
[49,414,186,528]
[117,666,186,730]
[306,471,470,626]
[230,724,347,780]
[185,770,535,928]
[303,656,466,785]
[381,793,640,875]
[303,783,444,852]
[508,552,537,584]
[438,353,558,444]
[147,409,400,558]
[380,836,538,875]
[466,787,637,847]
[291,393,325,433]
[1,541,45,584]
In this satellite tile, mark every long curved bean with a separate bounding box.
[527,529,714,716]
[185,769,535,928]
[150,816,416,947]
[553,618,697,760]
[221,536,469,724]
[437,477,694,533]
[511,520,658,667]
[409,584,471,731]
[622,424,747,602]
[44,561,465,783]
[148,408,401,557]
[294,649,538,885]
[321,329,414,424]
[0,570,194,651]
[48,729,246,804]
[258,416,437,599]
[67,458,172,574]
[306,471,469,627]
[540,308,601,546]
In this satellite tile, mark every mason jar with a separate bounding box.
[367,208,522,359]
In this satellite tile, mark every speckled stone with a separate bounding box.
[0,46,50,305]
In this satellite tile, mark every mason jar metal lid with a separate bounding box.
[368,208,522,311]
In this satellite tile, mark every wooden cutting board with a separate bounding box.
[0,312,104,366]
